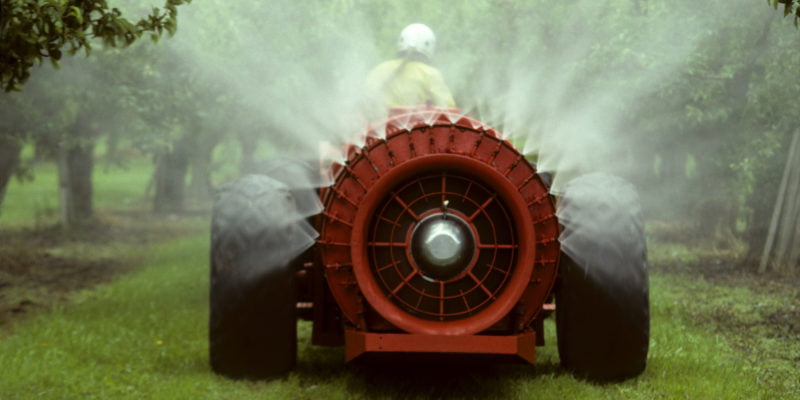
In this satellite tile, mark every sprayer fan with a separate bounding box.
[368,171,518,321]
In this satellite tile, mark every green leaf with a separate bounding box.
[69,6,83,25]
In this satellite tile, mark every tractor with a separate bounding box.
[209,107,649,382]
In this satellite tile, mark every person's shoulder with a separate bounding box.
[407,61,443,77]
[372,58,404,72]
[366,59,401,81]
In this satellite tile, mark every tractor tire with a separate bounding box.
[209,174,312,380]
[554,173,650,381]
[249,156,323,219]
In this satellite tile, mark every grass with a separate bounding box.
[0,228,796,399]
[0,157,153,228]
[0,162,59,228]
[0,159,797,399]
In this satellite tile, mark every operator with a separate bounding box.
[365,23,456,121]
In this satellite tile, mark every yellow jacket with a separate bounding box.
[365,59,456,119]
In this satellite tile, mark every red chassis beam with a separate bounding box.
[344,329,536,364]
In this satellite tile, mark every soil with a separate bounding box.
[0,212,195,330]
[0,246,130,320]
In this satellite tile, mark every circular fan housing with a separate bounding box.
[317,109,560,336]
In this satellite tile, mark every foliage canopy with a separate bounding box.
[0,0,191,91]
[772,0,800,25]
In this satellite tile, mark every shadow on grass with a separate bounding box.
[294,343,568,399]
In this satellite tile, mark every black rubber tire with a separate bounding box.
[249,156,323,219]
[209,174,300,380]
[554,173,650,381]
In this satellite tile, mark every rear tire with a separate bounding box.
[555,173,649,381]
[209,174,300,379]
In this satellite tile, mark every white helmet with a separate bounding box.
[397,23,436,60]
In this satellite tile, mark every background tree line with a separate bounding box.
[1,0,799,274]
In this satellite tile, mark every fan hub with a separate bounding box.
[410,213,476,282]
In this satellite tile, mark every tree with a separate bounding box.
[0,93,38,210]
[0,0,191,225]
[0,0,190,92]
[117,40,229,214]
[4,54,124,226]
[771,0,800,25]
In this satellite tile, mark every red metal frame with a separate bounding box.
[344,329,536,364]
[315,108,560,358]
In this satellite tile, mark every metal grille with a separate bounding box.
[367,171,518,321]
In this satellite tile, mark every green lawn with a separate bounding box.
[0,158,153,228]
[0,229,796,399]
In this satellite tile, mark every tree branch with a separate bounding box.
[0,0,192,92]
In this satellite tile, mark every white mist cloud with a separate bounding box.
[163,0,775,209]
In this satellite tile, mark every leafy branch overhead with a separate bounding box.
[0,0,192,92]
[771,0,800,25]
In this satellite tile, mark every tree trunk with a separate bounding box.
[745,130,794,264]
[187,137,217,203]
[56,111,96,227]
[0,135,22,210]
[57,141,95,226]
[759,130,800,274]
[153,139,190,214]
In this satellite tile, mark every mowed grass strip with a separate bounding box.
[1,230,795,399]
